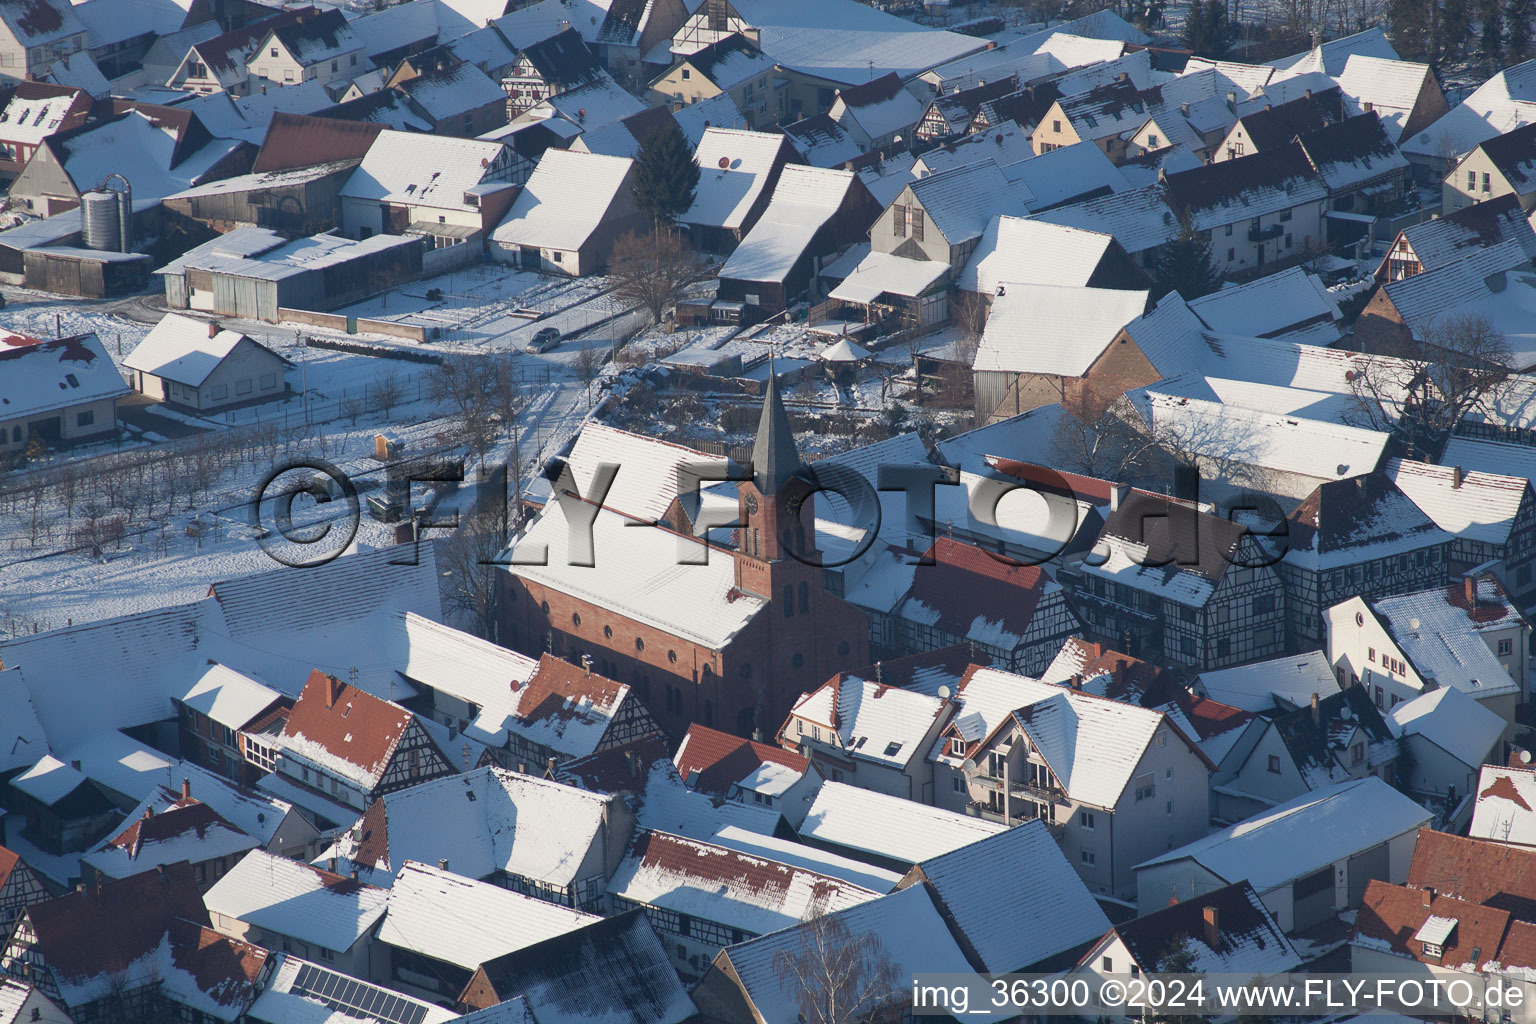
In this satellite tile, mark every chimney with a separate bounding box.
[752,728,764,743]
[1180,101,1189,116]
[1225,91,1236,112]
[260,84,266,95]
[1110,483,1129,511]
[1309,692,1320,725]
[1070,673,1083,690]
[1465,575,1477,608]
[207,321,218,339]
[438,858,449,871]
[325,674,343,708]
[1452,465,1465,489]
[546,756,557,775]
[156,864,166,881]
[1421,886,1435,907]
[349,870,358,880]
[581,654,593,675]
[1202,904,1220,949]
[328,857,337,872]
[1304,88,1312,99]
[181,777,191,800]
[144,805,154,819]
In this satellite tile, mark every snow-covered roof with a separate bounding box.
[907,158,1033,245]
[12,754,89,806]
[789,676,948,769]
[1284,472,1450,570]
[124,313,276,388]
[377,860,601,969]
[48,110,241,201]
[262,10,361,68]
[817,336,872,361]
[719,165,856,284]
[1188,267,1341,343]
[799,780,1007,865]
[177,662,283,733]
[611,830,880,938]
[563,420,718,524]
[1032,181,1178,255]
[0,668,46,775]
[917,819,1111,971]
[0,85,84,146]
[707,825,901,892]
[973,282,1148,376]
[833,72,924,143]
[827,250,946,304]
[491,148,632,253]
[672,91,746,145]
[0,0,85,48]
[38,51,109,98]
[1270,26,1400,74]
[782,112,863,167]
[342,129,508,210]
[685,127,789,231]
[914,118,1037,178]
[722,883,1009,1024]
[1194,651,1340,713]
[0,333,129,423]
[386,612,541,746]
[154,762,303,847]
[327,767,613,888]
[1471,764,1536,847]
[958,214,1118,296]
[83,795,259,879]
[1031,30,1126,66]
[635,758,785,842]
[1387,457,1530,547]
[278,672,418,793]
[249,954,455,1024]
[1402,58,1536,161]
[527,71,646,132]
[205,850,387,954]
[399,60,507,120]
[1334,54,1434,141]
[1376,578,1526,701]
[1135,776,1432,891]
[504,499,766,651]
[1388,686,1505,769]
[1114,879,1300,976]
[1442,436,1536,486]
[61,730,175,805]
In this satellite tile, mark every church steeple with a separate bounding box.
[751,369,801,495]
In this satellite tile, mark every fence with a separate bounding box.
[277,307,431,343]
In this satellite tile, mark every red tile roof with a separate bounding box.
[1407,829,1536,905]
[282,669,409,781]
[983,456,1118,505]
[103,799,247,861]
[558,735,672,796]
[1356,880,1515,969]
[904,538,1052,645]
[517,654,628,737]
[0,846,19,891]
[674,724,808,796]
[165,918,269,1012]
[1185,695,1254,740]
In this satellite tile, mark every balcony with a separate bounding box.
[1009,779,1072,807]
[1248,222,1284,243]
[968,801,1067,836]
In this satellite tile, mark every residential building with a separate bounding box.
[1388,687,1506,806]
[608,830,879,979]
[1443,120,1536,213]
[504,28,603,117]
[0,0,87,85]
[126,314,292,413]
[375,860,601,1003]
[246,9,364,92]
[0,849,46,931]
[779,674,949,801]
[1387,457,1536,598]
[489,149,645,275]
[1281,471,1454,648]
[167,9,312,96]
[679,126,800,253]
[1470,762,1536,846]
[675,724,821,825]
[322,767,631,908]
[1376,193,1536,282]
[205,850,388,975]
[83,790,260,889]
[1325,575,1531,736]
[1061,489,1289,670]
[798,779,1007,871]
[1296,111,1411,225]
[1213,88,1345,161]
[1333,54,1448,143]
[262,670,458,829]
[957,215,1149,300]
[0,83,92,185]
[1187,265,1345,344]
[927,665,1212,898]
[459,910,694,1023]
[390,57,508,137]
[1165,144,1330,274]
[7,755,120,858]
[1214,684,1398,821]
[338,129,518,249]
[1136,776,1431,932]
[0,333,126,454]
[914,76,1021,144]
[895,819,1112,972]
[0,978,69,1024]
[1192,650,1342,713]
[1075,880,1300,1001]
[647,33,782,130]
[872,159,1032,266]
[827,72,923,153]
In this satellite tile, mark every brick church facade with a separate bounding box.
[499,378,871,739]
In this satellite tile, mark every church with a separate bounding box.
[498,376,872,740]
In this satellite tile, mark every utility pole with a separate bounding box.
[301,335,310,425]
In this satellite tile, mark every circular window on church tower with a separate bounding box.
[791,652,805,669]
[603,625,613,639]
[635,637,646,652]
[571,612,581,628]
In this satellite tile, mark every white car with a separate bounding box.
[526,326,561,352]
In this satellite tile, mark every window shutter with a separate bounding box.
[911,208,924,241]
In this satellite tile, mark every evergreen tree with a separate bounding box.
[630,120,700,226]
[1182,0,1209,51]
[1183,0,1230,55]
[1389,0,1433,59]
[1482,0,1505,62]
[1441,0,1472,58]
[1151,214,1221,301]
[1509,0,1533,58]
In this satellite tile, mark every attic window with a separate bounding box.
[884,741,902,757]
[853,736,867,749]
[63,370,79,387]
[949,736,965,756]
[341,702,352,718]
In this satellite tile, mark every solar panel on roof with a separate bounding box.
[288,960,431,1024]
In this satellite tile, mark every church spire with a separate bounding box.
[751,368,801,494]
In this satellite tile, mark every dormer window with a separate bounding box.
[949,736,965,756]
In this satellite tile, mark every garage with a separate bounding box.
[1292,865,1335,931]
[1348,842,1391,905]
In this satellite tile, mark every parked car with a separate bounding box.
[526,327,561,352]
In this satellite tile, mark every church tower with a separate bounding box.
[734,372,817,597]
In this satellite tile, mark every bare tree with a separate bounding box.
[430,356,504,468]
[440,502,508,641]
[1346,313,1513,456]
[952,290,988,346]
[1051,393,1179,485]
[340,391,366,427]
[607,228,715,326]
[772,912,903,1024]
[371,367,405,419]
[573,344,604,409]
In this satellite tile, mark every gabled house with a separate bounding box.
[1187,265,1344,344]
[914,75,1021,144]
[489,148,643,275]
[608,830,879,980]
[1031,79,1155,161]
[459,910,694,1023]
[322,767,631,907]
[1387,457,1536,596]
[168,9,311,96]
[1376,193,1536,282]
[1213,87,1345,161]
[678,126,800,253]
[1297,110,1410,217]
[1389,686,1506,807]
[504,28,602,117]
[1333,53,1448,144]
[1062,488,1289,670]
[172,664,289,786]
[648,32,781,130]
[0,83,92,184]
[827,72,923,154]
[896,819,1112,972]
[0,0,87,85]
[263,670,458,829]
[927,665,1212,898]
[1215,684,1398,821]
[0,333,126,455]
[390,57,509,137]
[779,674,950,802]
[1281,471,1454,648]
[83,791,260,890]
[957,215,1149,300]
[246,9,364,93]
[0,848,47,931]
[799,779,1006,870]
[338,129,518,247]
[870,158,1031,266]
[1326,575,1531,735]
[8,755,120,859]
[675,724,820,825]
[1137,776,1430,932]
[1076,880,1300,992]
[1443,119,1536,214]
[126,314,291,413]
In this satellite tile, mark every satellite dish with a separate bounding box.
[961,758,976,772]
[1340,706,1352,720]
[1410,617,1421,631]
[1523,750,1532,765]
[937,685,952,699]
[718,156,730,169]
